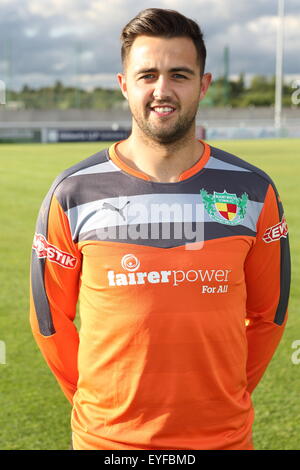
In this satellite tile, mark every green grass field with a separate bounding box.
[0,139,299,450]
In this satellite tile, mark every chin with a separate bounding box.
[149,133,186,145]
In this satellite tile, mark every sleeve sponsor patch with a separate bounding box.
[262,216,288,243]
[32,233,78,268]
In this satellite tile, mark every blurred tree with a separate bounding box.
[9,75,297,109]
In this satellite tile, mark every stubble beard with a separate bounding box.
[129,102,199,146]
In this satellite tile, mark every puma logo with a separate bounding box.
[101,201,130,221]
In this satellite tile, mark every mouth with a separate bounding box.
[150,105,176,117]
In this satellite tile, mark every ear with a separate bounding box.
[117,73,128,100]
[199,73,212,101]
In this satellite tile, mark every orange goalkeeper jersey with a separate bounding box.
[30,140,290,450]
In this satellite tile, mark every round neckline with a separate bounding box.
[108,139,211,184]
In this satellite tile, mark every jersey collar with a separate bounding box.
[108,139,211,182]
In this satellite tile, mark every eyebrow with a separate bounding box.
[135,67,196,76]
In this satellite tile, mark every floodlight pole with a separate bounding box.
[5,38,12,103]
[224,46,230,106]
[75,43,81,108]
[274,0,285,131]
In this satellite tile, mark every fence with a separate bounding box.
[0,108,299,142]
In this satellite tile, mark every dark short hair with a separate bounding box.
[120,8,207,75]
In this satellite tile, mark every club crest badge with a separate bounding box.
[200,189,248,226]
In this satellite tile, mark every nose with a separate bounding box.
[152,75,172,100]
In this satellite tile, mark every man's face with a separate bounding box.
[118,35,211,144]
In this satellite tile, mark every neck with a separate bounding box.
[116,123,204,183]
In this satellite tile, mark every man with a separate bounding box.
[30,8,291,450]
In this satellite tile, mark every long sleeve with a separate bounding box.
[244,183,291,395]
[30,191,82,405]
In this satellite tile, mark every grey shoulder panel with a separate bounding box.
[31,149,107,336]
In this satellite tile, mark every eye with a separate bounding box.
[140,74,156,80]
[173,74,187,79]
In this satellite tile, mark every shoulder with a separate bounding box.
[52,147,109,192]
[208,144,275,186]
[45,147,116,209]
[207,144,280,203]
[39,146,117,213]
